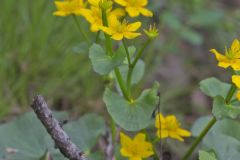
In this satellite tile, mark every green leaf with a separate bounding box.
[212,96,240,119]
[203,133,240,160]
[89,43,125,75]
[63,113,106,152]
[192,117,240,160]
[199,77,231,98]
[191,116,213,137]
[199,150,217,160]
[103,82,159,131]
[0,112,105,160]
[119,60,145,85]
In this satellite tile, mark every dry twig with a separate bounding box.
[31,95,87,160]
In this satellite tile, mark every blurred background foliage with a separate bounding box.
[0,0,240,122]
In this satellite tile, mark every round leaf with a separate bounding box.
[103,82,159,131]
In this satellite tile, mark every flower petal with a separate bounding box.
[114,0,127,6]
[177,128,191,137]
[210,49,232,68]
[232,75,240,88]
[134,133,146,142]
[237,91,240,101]
[124,32,141,39]
[126,7,140,17]
[112,33,124,40]
[127,22,141,31]
[139,7,153,17]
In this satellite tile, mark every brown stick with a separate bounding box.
[31,95,87,160]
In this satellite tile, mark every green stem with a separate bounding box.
[101,8,130,101]
[182,84,237,160]
[122,39,132,65]
[95,31,100,43]
[132,38,152,67]
[72,15,90,44]
[225,85,237,104]
[101,9,113,56]
[181,117,217,160]
[126,38,152,95]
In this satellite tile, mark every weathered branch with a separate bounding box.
[31,95,87,160]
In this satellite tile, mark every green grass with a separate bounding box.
[0,0,103,116]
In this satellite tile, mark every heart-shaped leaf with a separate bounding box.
[199,77,231,98]
[89,43,125,75]
[103,82,159,131]
[212,96,240,119]
[199,150,217,160]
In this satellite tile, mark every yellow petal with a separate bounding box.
[127,22,141,31]
[139,7,153,17]
[232,75,240,88]
[177,128,191,137]
[231,61,240,70]
[114,0,127,6]
[210,49,232,68]
[101,26,114,35]
[237,91,240,101]
[111,33,124,40]
[130,157,142,160]
[138,0,147,6]
[120,132,132,148]
[53,11,68,16]
[88,0,100,6]
[120,148,133,157]
[169,131,184,141]
[124,32,141,39]
[126,7,140,17]
[157,129,168,138]
[155,113,166,129]
[134,133,146,142]
[111,8,125,17]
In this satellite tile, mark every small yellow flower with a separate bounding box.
[101,16,141,40]
[144,24,159,39]
[210,39,240,70]
[155,113,191,141]
[81,6,124,32]
[53,0,85,16]
[120,132,154,160]
[114,0,153,17]
[232,75,240,101]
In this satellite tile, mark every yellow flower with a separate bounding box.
[81,7,125,32]
[232,75,240,101]
[210,39,240,70]
[144,24,159,39]
[114,0,153,17]
[101,16,141,40]
[155,113,191,141]
[120,132,154,160]
[53,0,85,16]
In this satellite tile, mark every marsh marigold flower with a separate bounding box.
[53,0,85,16]
[210,39,240,70]
[155,113,191,141]
[101,16,141,40]
[120,132,154,160]
[232,75,240,101]
[81,5,124,32]
[114,0,153,17]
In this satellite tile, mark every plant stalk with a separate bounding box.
[182,84,237,160]
[72,15,90,44]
